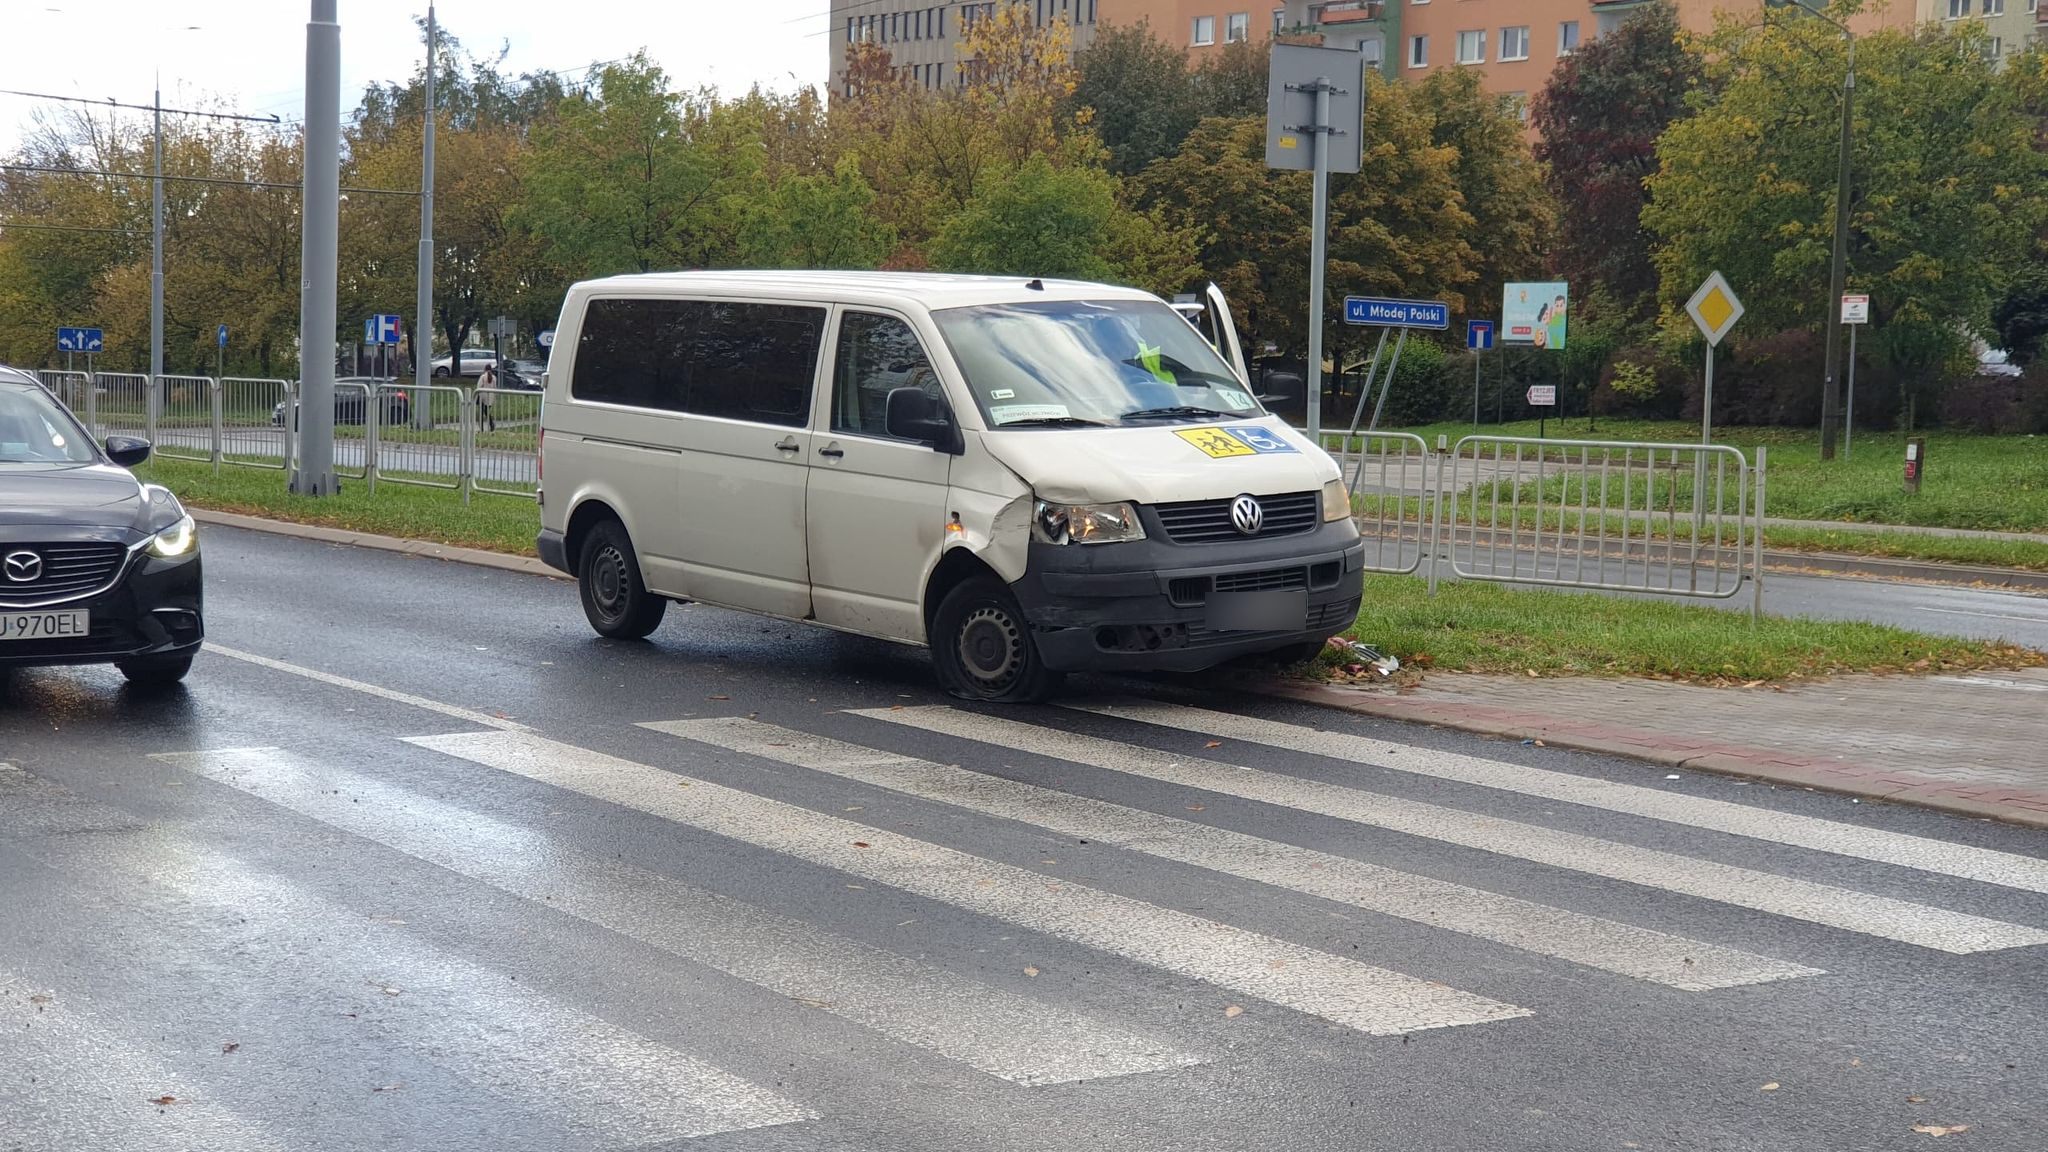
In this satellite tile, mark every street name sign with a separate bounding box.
[1344,297,1450,330]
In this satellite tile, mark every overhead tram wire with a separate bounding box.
[0,162,416,197]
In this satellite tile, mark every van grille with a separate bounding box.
[1151,491,1319,543]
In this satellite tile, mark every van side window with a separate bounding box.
[832,311,938,438]
[570,297,693,411]
[685,302,825,427]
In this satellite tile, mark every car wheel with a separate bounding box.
[930,576,1062,703]
[118,653,194,687]
[577,519,666,640]
[432,367,450,378]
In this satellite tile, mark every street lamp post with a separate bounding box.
[1765,0,1854,461]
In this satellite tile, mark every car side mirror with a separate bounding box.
[104,435,152,467]
[885,387,962,454]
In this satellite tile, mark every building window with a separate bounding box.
[1984,0,2004,14]
[1273,7,1285,34]
[1559,21,1580,55]
[1409,34,1428,68]
[1948,0,1971,16]
[1989,35,2004,56]
[1457,30,1485,64]
[1500,26,1529,61]
[1193,15,1216,45]
[1227,11,1250,42]
[1503,92,1528,124]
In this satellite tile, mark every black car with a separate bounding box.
[0,366,201,685]
[272,378,411,426]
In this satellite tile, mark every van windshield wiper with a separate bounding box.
[993,415,1115,428]
[1119,406,1234,422]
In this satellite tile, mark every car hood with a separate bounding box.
[0,462,156,535]
[979,420,1339,505]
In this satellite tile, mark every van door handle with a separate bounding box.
[817,444,845,460]
[773,436,800,452]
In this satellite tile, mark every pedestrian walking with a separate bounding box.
[477,362,497,432]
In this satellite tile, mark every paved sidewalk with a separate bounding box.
[1273,669,2048,829]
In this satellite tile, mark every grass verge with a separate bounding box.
[1340,573,2043,683]
[136,457,539,556]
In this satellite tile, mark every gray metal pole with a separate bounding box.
[1845,323,1857,460]
[1472,347,1481,431]
[149,82,163,434]
[1305,76,1331,440]
[293,0,341,495]
[414,3,437,430]
[1367,328,1406,432]
[1818,35,1853,461]
[1702,345,1715,446]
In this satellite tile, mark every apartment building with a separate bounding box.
[1929,0,2047,63]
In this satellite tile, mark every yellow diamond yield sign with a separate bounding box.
[1686,271,1744,348]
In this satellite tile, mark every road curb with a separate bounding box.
[1258,679,2048,831]
[189,508,562,579]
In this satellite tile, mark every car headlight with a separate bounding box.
[1032,500,1146,545]
[148,513,198,558]
[1322,479,1352,522]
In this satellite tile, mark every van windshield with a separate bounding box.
[931,298,1260,429]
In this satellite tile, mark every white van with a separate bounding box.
[536,272,1365,702]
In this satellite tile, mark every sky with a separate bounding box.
[0,0,830,149]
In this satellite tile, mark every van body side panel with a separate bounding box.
[806,438,950,641]
[673,417,813,619]
[935,432,1033,586]
[545,421,693,596]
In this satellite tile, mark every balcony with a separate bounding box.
[1310,1,1385,26]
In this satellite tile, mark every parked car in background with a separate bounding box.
[0,365,202,686]
[272,379,411,427]
[431,349,502,378]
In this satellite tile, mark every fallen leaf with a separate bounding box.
[1532,740,1546,747]
[707,694,729,701]
[1040,859,1057,865]
[220,1042,239,1054]
[852,841,871,848]
[1912,1124,1969,1137]
[1907,1096,1927,1104]
[1185,803,1206,812]
[845,884,865,890]
[1023,966,1039,977]
[382,987,401,996]
[1224,1004,1244,1018]
[844,805,863,811]
[1526,669,1539,678]
[1760,1082,1779,1092]
[1850,1058,1862,1067]
[372,1084,403,1093]
[149,1095,177,1106]
[28,994,51,1005]
[1204,741,1222,749]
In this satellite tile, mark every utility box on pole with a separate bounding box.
[1266,43,1363,443]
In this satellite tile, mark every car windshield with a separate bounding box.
[931,298,1260,428]
[0,383,94,464]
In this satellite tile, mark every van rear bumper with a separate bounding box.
[536,528,570,574]
[1008,521,1366,674]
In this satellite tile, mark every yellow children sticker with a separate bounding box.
[1175,427,1257,458]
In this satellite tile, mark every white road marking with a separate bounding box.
[864,708,2048,955]
[649,718,1819,991]
[405,729,1531,1036]
[201,642,528,731]
[158,746,1195,1086]
[1915,607,2048,624]
[21,834,812,1146]
[0,973,288,1152]
[1933,675,2048,693]
[1064,699,2048,896]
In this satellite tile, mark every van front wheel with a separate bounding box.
[931,577,1062,703]
[578,519,666,640]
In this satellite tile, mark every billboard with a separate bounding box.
[1503,282,1569,351]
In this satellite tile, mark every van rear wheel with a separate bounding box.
[931,576,1061,703]
[578,519,666,640]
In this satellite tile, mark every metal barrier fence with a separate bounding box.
[372,382,468,495]
[91,373,150,441]
[329,380,372,481]
[36,370,91,424]
[1320,433,1767,614]
[155,375,216,463]
[220,377,293,472]
[471,386,541,499]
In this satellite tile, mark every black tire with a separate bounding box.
[431,366,450,378]
[930,576,1062,703]
[118,653,194,687]
[1270,640,1330,668]
[577,519,666,640]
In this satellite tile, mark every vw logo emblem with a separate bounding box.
[1229,494,1264,537]
[3,550,42,583]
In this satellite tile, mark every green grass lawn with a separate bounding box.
[1341,573,2042,682]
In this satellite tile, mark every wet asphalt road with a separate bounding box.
[3,525,2046,1151]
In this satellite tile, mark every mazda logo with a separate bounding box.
[1229,495,1263,537]
[3,550,42,583]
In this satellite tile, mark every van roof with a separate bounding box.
[564,270,1161,311]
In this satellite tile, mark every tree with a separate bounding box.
[1066,21,1199,177]
[1643,13,2047,409]
[930,155,1166,285]
[738,157,896,270]
[1532,1,1703,311]
[1994,268,2048,368]
[1415,67,1555,325]
[1191,37,1268,119]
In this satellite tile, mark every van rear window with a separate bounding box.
[571,297,824,427]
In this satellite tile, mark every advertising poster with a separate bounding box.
[1503,282,1569,351]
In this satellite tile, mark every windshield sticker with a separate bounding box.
[1215,388,1256,411]
[990,388,1016,400]
[1175,427,1257,458]
[1231,425,1299,454]
[990,403,1072,424]
[1137,341,1177,385]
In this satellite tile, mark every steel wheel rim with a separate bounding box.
[591,544,630,621]
[957,605,1023,689]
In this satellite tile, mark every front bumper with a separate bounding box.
[0,547,204,668]
[1009,517,1365,674]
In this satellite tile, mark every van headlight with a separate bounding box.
[1032,500,1146,545]
[1322,479,1352,522]
[147,514,198,558]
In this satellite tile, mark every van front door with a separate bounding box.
[805,309,952,641]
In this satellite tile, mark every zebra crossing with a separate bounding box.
[7,685,2047,1149]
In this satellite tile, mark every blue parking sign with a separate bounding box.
[1231,425,1299,454]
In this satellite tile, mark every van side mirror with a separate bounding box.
[104,435,152,467]
[885,387,962,454]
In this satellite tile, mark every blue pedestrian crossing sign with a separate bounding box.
[56,327,104,353]
[364,314,403,346]
[1467,320,1495,351]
